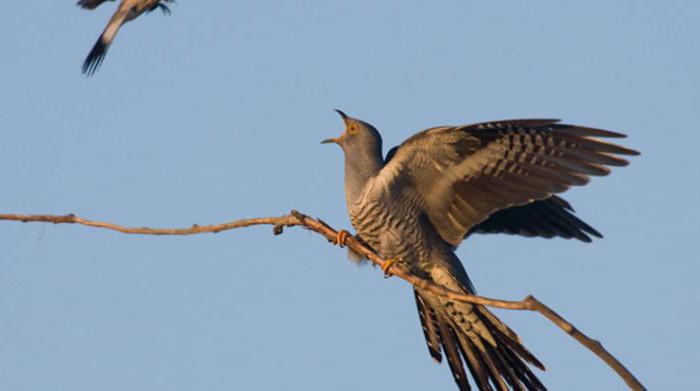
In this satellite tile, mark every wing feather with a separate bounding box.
[379,120,638,246]
[77,0,114,10]
[470,196,602,242]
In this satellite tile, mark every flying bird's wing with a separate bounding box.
[468,195,602,242]
[82,3,130,75]
[77,0,115,10]
[380,119,639,247]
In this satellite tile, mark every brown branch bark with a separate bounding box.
[0,211,645,390]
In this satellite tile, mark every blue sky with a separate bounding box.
[1,1,698,390]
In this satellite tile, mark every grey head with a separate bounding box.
[322,110,385,209]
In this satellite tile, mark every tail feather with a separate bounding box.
[485,347,524,391]
[498,343,547,390]
[476,306,521,344]
[457,335,496,390]
[415,289,546,390]
[477,307,545,370]
[436,315,472,391]
[415,291,444,363]
[474,338,511,391]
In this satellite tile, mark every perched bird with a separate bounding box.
[323,110,638,390]
[78,0,174,76]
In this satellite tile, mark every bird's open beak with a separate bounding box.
[322,110,350,144]
[322,132,347,144]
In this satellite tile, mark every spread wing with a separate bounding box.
[468,195,602,242]
[77,0,114,10]
[379,119,639,246]
[82,5,129,76]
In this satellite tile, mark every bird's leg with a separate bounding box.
[382,259,398,277]
[333,230,350,248]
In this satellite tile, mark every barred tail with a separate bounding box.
[414,289,546,390]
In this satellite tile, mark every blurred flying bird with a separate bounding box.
[78,0,174,76]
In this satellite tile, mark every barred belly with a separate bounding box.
[349,192,433,271]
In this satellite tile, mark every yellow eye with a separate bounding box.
[348,124,358,135]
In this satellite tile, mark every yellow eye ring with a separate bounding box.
[348,124,358,134]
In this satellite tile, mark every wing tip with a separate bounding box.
[626,148,641,156]
[82,37,109,76]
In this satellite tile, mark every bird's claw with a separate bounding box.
[333,230,350,247]
[382,259,397,278]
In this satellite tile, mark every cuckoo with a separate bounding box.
[78,0,173,76]
[322,110,638,390]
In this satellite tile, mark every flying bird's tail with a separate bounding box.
[415,287,546,390]
[82,7,128,76]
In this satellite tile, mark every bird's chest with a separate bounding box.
[348,186,430,263]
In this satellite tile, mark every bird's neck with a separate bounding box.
[343,150,383,211]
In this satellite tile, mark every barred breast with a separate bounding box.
[349,183,433,270]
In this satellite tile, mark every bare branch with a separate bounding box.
[0,211,645,390]
[0,213,298,235]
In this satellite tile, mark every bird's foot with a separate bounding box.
[333,230,350,247]
[382,259,398,278]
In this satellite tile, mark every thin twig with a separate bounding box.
[0,211,645,390]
